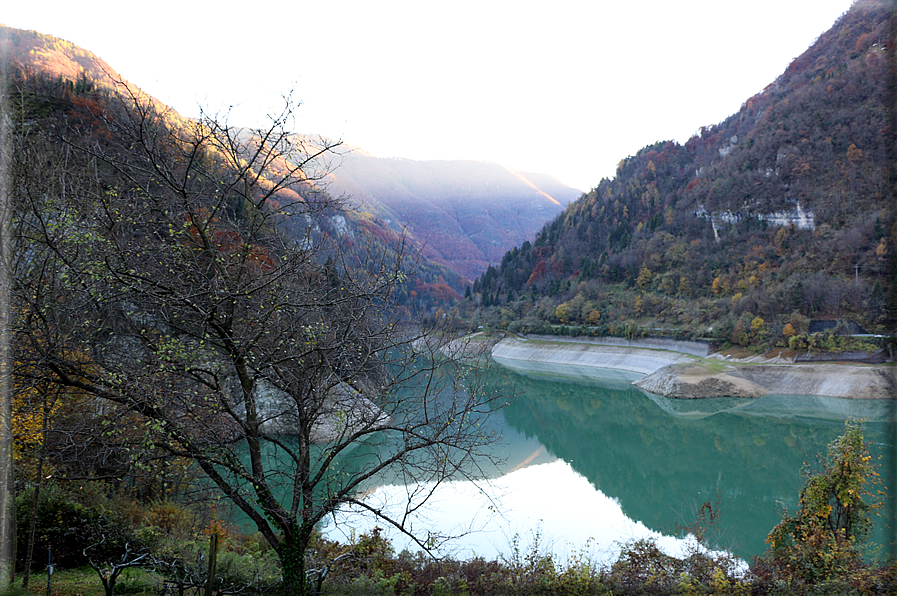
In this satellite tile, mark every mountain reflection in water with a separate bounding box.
[322,367,894,563]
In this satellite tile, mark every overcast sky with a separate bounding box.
[3,0,856,191]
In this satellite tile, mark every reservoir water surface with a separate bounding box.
[323,364,896,565]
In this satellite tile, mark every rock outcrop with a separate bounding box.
[633,365,767,399]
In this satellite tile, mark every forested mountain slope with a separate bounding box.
[2,24,581,297]
[323,152,580,279]
[469,0,894,346]
[1,24,471,308]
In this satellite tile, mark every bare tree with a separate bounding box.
[12,75,502,595]
[83,537,152,596]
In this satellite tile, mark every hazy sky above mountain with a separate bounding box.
[3,0,855,191]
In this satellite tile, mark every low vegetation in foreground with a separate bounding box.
[4,422,893,596]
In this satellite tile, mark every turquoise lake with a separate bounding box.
[323,364,896,565]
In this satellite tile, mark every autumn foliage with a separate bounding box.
[466,0,895,345]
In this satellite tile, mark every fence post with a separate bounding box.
[46,546,52,596]
[204,534,218,596]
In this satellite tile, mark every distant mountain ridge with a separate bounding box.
[324,153,581,279]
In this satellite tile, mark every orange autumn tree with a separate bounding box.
[759,421,883,585]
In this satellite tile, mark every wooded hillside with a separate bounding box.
[467,0,895,347]
[1,25,477,312]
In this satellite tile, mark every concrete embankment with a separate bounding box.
[520,334,713,357]
[491,337,896,399]
[491,337,698,380]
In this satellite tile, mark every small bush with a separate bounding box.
[15,484,139,571]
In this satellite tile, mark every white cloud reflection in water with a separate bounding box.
[323,459,733,566]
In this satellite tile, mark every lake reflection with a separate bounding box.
[326,458,713,564]
[324,367,895,564]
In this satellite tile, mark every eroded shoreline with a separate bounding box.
[490,336,896,399]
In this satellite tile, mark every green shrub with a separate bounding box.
[15,484,139,571]
[607,538,683,594]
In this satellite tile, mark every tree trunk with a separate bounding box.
[203,533,218,596]
[278,532,310,596]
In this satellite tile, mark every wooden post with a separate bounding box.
[203,534,218,596]
[46,546,51,596]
